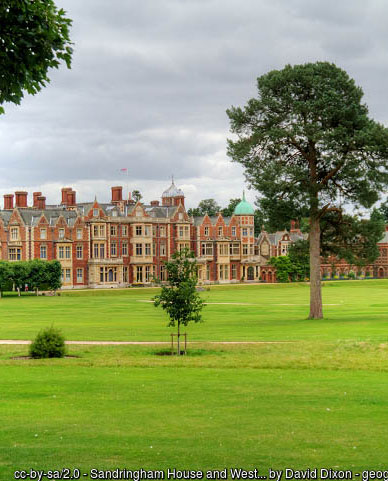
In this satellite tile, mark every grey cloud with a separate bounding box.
[1,0,388,204]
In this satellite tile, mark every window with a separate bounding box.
[122,225,128,236]
[145,243,151,256]
[160,226,165,237]
[123,266,128,283]
[58,246,64,259]
[94,243,105,258]
[219,244,228,256]
[144,225,150,236]
[136,266,143,282]
[111,242,117,256]
[152,242,156,256]
[93,243,99,258]
[99,225,105,237]
[185,226,189,238]
[160,265,166,281]
[66,269,71,281]
[201,243,213,256]
[65,246,71,259]
[243,244,248,255]
[59,228,65,239]
[206,264,210,280]
[219,265,228,280]
[135,225,142,236]
[93,225,98,237]
[218,226,223,237]
[9,248,21,261]
[145,266,151,282]
[135,208,142,217]
[231,226,236,237]
[93,208,99,217]
[76,245,83,259]
[11,227,19,240]
[122,242,128,256]
[204,227,209,236]
[136,244,142,256]
[76,268,83,283]
[100,244,105,258]
[230,243,240,255]
[179,213,183,220]
[179,226,184,238]
[281,243,289,255]
[232,264,237,279]
[110,225,117,236]
[242,228,248,236]
[160,242,166,256]
[40,245,47,259]
[40,228,47,239]
[76,228,82,240]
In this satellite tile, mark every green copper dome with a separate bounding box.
[233,191,255,215]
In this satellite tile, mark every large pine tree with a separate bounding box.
[227,62,388,319]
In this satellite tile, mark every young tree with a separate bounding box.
[227,62,388,319]
[10,262,30,296]
[0,0,72,114]
[153,249,204,355]
[46,261,62,293]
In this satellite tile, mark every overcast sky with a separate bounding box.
[1,0,388,209]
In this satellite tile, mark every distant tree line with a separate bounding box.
[0,260,62,297]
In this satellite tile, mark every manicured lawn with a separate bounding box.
[1,282,388,476]
[1,280,388,341]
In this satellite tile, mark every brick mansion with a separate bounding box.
[0,181,388,288]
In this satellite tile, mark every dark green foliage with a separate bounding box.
[0,0,72,113]
[0,260,62,296]
[227,61,388,318]
[29,326,66,358]
[188,199,221,217]
[269,245,310,283]
[154,249,204,354]
[132,190,142,202]
[320,210,385,266]
[221,198,241,217]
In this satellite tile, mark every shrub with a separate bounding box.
[29,326,66,359]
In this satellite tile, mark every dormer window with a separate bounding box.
[40,228,47,240]
[204,227,209,236]
[218,226,223,237]
[93,208,99,217]
[179,213,183,220]
[231,226,236,236]
[59,228,65,239]
[10,227,19,240]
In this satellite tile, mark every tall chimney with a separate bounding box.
[67,190,76,206]
[4,194,14,210]
[37,196,46,210]
[111,186,123,203]
[15,191,28,208]
[61,187,72,205]
[33,192,42,208]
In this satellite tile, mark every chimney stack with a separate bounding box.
[15,191,28,208]
[150,200,160,207]
[61,187,72,205]
[111,186,123,203]
[4,194,14,210]
[33,192,42,208]
[66,190,76,206]
[37,196,46,210]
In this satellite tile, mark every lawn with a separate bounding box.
[1,281,388,477]
[1,280,388,342]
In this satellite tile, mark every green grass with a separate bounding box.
[1,281,388,475]
[1,280,388,341]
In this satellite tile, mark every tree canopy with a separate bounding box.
[0,0,72,113]
[188,199,221,217]
[227,61,388,319]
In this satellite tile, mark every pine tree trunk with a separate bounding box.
[309,215,323,319]
[177,321,181,356]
